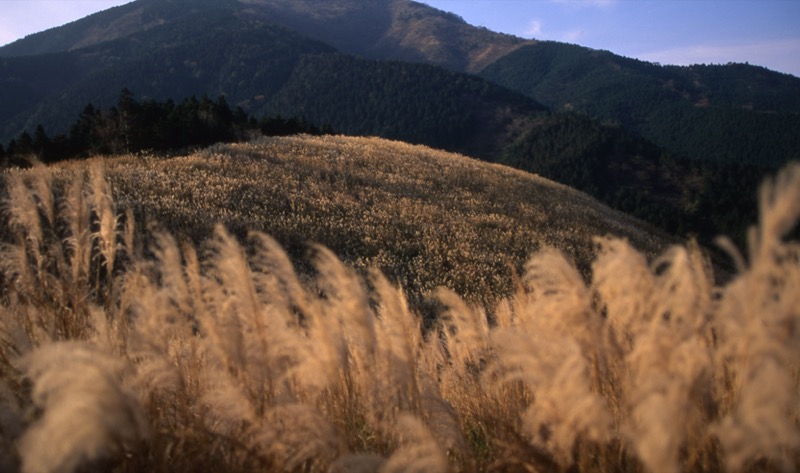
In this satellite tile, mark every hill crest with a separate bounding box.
[64,134,675,304]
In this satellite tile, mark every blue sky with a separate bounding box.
[1,0,798,76]
[420,0,800,76]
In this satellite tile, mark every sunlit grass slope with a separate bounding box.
[2,135,797,473]
[98,134,668,307]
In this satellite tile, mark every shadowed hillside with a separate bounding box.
[480,42,800,167]
[0,11,336,141]
[0,0,527,73]
[238,0,528,72]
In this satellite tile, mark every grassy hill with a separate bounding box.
[61,135,671,309]
[1,135,798,472]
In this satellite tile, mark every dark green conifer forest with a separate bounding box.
[1,90,327,166]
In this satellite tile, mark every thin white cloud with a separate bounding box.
[638,38,800,76]
[561,29,586,42]
[521,19,584,44]
[525,19,543,37]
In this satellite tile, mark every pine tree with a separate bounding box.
[33,125,51,162]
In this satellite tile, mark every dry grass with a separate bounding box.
[0,135,797,473]
[80,135,669,309]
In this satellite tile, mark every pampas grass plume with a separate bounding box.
[17,342,147,473]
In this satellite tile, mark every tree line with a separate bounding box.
[0,89,331,167]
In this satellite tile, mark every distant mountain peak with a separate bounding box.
[232,0,529,71]
[0,0,528,72]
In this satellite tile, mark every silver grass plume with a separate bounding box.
[490,248,611,466]
[249,403,344,471]
[622,245,714,473]
[379,414,450,473]
[198,226,255,395]
[438,288,490,376]
[313,244,377,367]
[592,237,655,350]
[248,232,340,399]
[62,175,92,287]
[125,232,197,395]
[17,342,147,473]
[88,162,119,276]
[1,173,46,293]
[370,271,423,419]
[714,163,800,472]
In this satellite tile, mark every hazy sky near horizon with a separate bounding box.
[1,0,798,77]
[420,0,800,76]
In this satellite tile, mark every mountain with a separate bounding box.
[0,0,527,73]
[4,0,798,167]
[261,53,547,157]
[234,0,529,72]
[0,10,336,140]
[0,0,797,250]
[498,113,765,247]
[479,41,800,167]
[0,0,237,56]
[4,0,798,168]
[0,0,537,147]
[0,11,550,161]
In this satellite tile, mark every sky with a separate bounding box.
[0,0,798,77]
[420,0,800,76]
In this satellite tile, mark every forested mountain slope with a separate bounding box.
[1,5,547,161]
[0,0,527,73]
[4,0,797,171]
[479,42,800,167]
[0,0,246,56]
[0,11,335,140]
[261,53,546,157]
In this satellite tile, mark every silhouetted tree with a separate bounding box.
[69,104,101,156]
[117,88,137,153]
[33,125,50,161]
[17,131,34,157]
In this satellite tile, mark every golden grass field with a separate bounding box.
[106,136,671,306]
[0,135,797,472]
